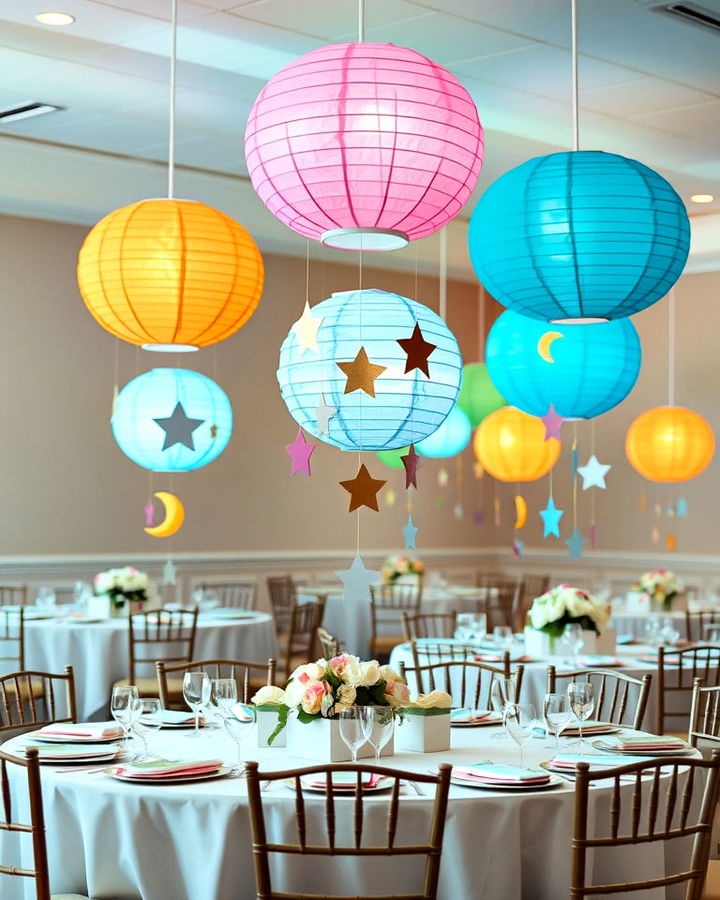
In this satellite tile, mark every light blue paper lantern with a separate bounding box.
[486,311,641,420]
[416,406,472,458]
[277,289,463,451]
[468,150,690,322]
[111,368,232,472]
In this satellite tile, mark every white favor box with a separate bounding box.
[626,591,651,614]
[257,708,286,748]
[85,595,111,618]
[395,711,450,753]
[287,715,394,763]
[524,626,616,657]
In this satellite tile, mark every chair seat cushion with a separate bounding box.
[371,634,405,655]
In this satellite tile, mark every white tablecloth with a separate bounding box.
[6,612,277,719]
[0,724,696,900]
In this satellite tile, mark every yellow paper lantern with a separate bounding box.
[625,406,715,483]
[473,406,561,482]
[77,199,264,350]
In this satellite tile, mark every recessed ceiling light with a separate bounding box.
[690,193,715,203]
[35,12,75,26]
[0,103,63,124]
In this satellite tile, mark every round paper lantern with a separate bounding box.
[78,199,264,350]
[416,407,472,458]
[376,447,409,469]
[277,289,462,451]
[485,311,641,419]
[245,43,484,251]
[625,406,715,483]
[456,362,505,427]
[111,368,233,472]
[468,150,690,322]
[474,406,561,482]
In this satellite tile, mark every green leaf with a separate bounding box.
[267,704,289,746]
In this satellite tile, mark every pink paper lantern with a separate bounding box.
[245,42,484,251]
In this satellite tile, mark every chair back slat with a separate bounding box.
[400,658,512,710]
[197,582,256,610]
[657,645,720,734]
[267,576,296,638]
[0,609,24,671]
[0,587,28,608]
[317,626,343,659]
[547,667,651,730]
[0,667,76,737]
[128,609,198,684]
[246,760,451,900]
[475,573,519,630]
[283,599,325,680]
[401,612,457,642]
[690,678,720,746]
[370,583,422,657]
[686,610,720,642]
[156,657,276,708]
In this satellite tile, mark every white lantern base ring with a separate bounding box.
[549,317,609,325]
[320,227,409,252]
[142,343,199,352]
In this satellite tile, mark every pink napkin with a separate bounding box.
[114,758,223,779]
[39,722,122,740]
[452,764,549,784]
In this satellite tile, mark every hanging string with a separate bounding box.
[590,418,596,531]
[305,239,311,305]
[439,229,448,321]
[572,421,579,527]
[358,0,365,42]
[413,243,419,300]
[478,284,485,362]
[570,0,580,152]
[112,339,120,415]
[667,289,676,406]
[167,0,178,198]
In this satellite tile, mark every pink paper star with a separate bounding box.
[401,444,419,490]
[285,428,315,477]
[540,404,564,441]
[144,501,154,527]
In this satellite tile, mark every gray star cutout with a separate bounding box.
[315,393,337,436]
[153,402,205,451]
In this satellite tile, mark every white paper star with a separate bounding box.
[335,553,381,602]
[577,454,611,490]
[315,393,337,436]
[292,301,323,355]
[162,559,177,585]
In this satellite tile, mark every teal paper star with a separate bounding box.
[566,528,586,558]
[403,515,418,550]
[540,496,564,538]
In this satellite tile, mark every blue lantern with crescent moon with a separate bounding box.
[468,150,690,322]
[416,406,472,458]
[111,368,233,472]
[485,311,641,419]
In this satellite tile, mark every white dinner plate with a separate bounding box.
[561,724,622,737]
[26,732,122,745]
[285,775,395,794]
[450,774,563,792]
[205,609,260,620]
[41,750,123,764]
[450,714,503,728]
[592,739,694,756]
[107,765,231,784]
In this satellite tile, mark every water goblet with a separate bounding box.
[183,671,210,737]
[339,706,372,763]
[224,705,257,775]
[543,693,571,752]
[503,703,537,768]
[130,698,163,761]
[111,684,139,753]
[493,625,513,653]
[212,678,238,720]
[367,707,394,760]
[454,613,473,643]
[562,623,584,666]
[567,682,595,747]
[471,612,488,643]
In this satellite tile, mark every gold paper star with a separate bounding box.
[336,347,386,397]
[339,463,387,513]
[397,323,436,377]
[292,301,323,355]
[210,424,218,438]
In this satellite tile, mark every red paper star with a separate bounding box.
[397,324,436,377]
[401,444,419,490]
[339,463,386,513]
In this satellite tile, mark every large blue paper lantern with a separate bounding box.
[111,368,233,472]
[486,311,641,419]
[277,289,463,451]
[468,150,690,322]
[416,406,472,458]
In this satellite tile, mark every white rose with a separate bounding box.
[344,659,381,688]
[379,665,402,684]
[529,603,549,629]
[413,690,453,709]
[251,685,287,706]
[336,684,356,706]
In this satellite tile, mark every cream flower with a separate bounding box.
[336,684,356,706]
[344,658,381,688]
[384,680,411,707]
[379,665,402,684]
[251,685,287,706]
[413,691,453,709]
[329,654,357,679]
[299,680,328,715]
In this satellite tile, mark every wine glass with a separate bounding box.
[111,685,139,752]
[470,613,488,644]
[563,623,584,665]
[183,672,210,737]
[224,705,257,775]
[645,619,661,649]
[490,673,517,740]
[130,698,163,761]
[493,625,513,652]
[454,613,473,643]
[543,693,571,753]
[659,617,680,647]
[212,678,238,719]
[567,682,595,747]
[339,707,372,763]
[503,703,537,768]
[367,708,394,760]
[36,586,56,615]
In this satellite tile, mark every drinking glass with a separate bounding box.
[111,684,139,752]
[183,672,210,737]
[503,703,537,768]
[490,673,518,740]
[563,623,584,665]
[543,693,572,752]
[36,586,56,614]
[339,707,372,763]
[224,705,257,775]
[567,682,595,747]
[454,613,473,643]
[470,613,488,643]
[367,708,394,760]
[493,625,513,652]
[659,617,680,646]
[212,678,238,719]
[645,619,661,649]
[131,698,163,760]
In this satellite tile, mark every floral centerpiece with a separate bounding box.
[381,554,425,584]
[255,655,410,747]
[633,569,683,611]
[93,566,155,612]
[528,584,610,641]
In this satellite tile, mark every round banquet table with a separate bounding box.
[0,725,697,900]
[6,611,277,720]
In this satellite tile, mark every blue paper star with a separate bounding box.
[566,528,586,558]
[676,497,688,518]
[539,496,564,538]
[403,515,418,550]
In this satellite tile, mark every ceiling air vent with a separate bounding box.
[0,103,63,124]
[659,3,720,32]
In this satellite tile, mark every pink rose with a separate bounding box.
[300,680,329,715]
[328,654,351,678]
[384,679,410,708]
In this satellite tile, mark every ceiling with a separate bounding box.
[0,0,718,277]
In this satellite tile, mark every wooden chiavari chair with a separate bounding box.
[369,582,422,660]
[316,626,343,659]
[156,658,276,709]
[402,611,457,642]
[656,645,720,735]
[689,678,720,749]
[687,610,720,643]
[409,638,481,667]
[546,666,652,730]
[112,608,198,701]
[570,752,720,899]
[475,573,519,630]
[0,586,28,607]
[267,575,296,642]
[0,746,89,900]
[399,658,523,709]
[197,582,256,610]
[0,666,77,739]
[0,607,24,671]
[517,574,551,631]
[282,599,325,680]
[246,760,452,900]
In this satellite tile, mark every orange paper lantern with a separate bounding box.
[625,405,715,483]
[473,406,561,482]
[77,199,264,350]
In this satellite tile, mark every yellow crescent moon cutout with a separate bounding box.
[144,492,185,538]
[514,495,527,529]
[538,331,564,363]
